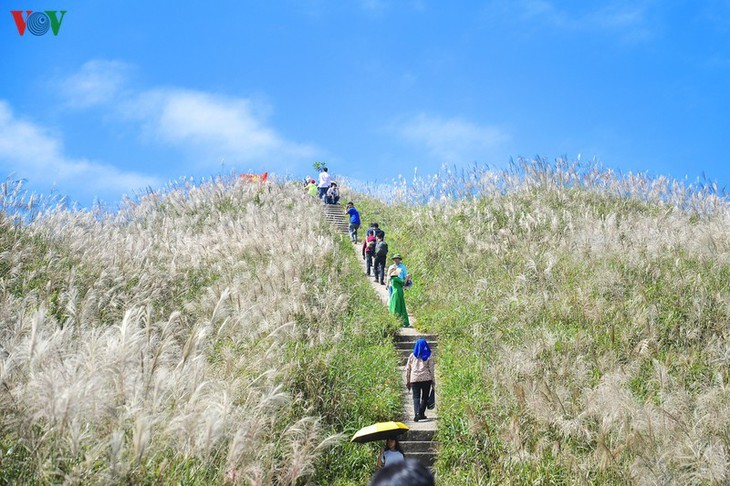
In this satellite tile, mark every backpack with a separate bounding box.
[365,238,376,254]
[375,241,388,257]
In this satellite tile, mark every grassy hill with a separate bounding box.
[3,160,728,484]
[0,177,402,484]
[355,159,730,484]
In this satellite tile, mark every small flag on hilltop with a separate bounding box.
[240,172,268,183]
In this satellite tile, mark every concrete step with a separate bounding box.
[400,441,436,453]
[402,405,438,421]
[405,451,436,467]
[396,342,437,352]
[395,333,438,343]
[403,429,435,441]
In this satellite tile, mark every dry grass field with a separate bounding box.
[355,159,730,484]
[0,176,400,484]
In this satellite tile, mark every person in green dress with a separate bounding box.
[388,262,410,327]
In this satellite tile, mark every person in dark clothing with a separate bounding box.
[369,459,434,486]
[366,222,379,237]
[362,231,377,275]
[373,231,388,285]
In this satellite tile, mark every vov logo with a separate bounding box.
[11,10,67,36]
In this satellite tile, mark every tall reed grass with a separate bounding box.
[0,175,400,484]
[355,158,730,484]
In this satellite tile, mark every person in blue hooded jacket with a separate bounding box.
[405,339,435,422]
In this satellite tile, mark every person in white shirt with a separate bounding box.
[317,168,331,200]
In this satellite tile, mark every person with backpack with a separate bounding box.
[366,222,379,237]
[373,232,388,285]
[345,202,361,244]
[362,228,377,275]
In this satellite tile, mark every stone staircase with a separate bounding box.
[321,203,350,235]
[321,203,439,470]
[396,328,438,468]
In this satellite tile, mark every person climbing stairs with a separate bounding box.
[321,202,439,470]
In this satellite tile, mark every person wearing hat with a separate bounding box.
[387,262,410,328]
[306,178,318,197]
[386,254,407,296]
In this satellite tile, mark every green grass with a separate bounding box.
[302,231,404,484]
[0,180,403,484]
[5,162,729,483]
[352,160,730,484]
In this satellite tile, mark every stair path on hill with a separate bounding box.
[322,203,438,470]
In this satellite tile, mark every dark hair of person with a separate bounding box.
[385,438,404,454]
[369,459,435,486]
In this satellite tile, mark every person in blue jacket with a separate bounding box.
[345,201,361,243]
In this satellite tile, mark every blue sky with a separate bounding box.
[1,1,729,205]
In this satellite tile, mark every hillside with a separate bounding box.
[0,177,402,484]
[3,160,729,485]
[355,159,730,484]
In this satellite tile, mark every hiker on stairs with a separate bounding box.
[386,254,407,296]
[317,167,331,201]
[325,183,340,204]
[345,201,361,243]
[406,339,435,422]
[362,233,377,273]
[373,231,388,285]
[387,259,410,328]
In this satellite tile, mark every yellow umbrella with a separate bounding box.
[351,421,409,443]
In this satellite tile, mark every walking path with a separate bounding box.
[322,203,438,469]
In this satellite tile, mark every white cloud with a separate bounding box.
[57,60,133,108]
[392,114,509,162]
[123,89,316,163]
[0,101,160,197]
[58,60,318,168]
